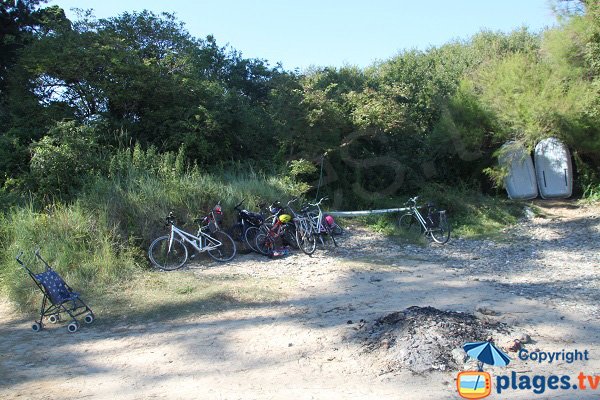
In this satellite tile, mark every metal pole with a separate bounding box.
[327,207,409,217]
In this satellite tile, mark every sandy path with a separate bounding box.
[1,201,599,399]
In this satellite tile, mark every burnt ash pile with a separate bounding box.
[353,306,511,374]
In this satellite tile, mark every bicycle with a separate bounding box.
[148,204,237,270]
[286,199,317,255]
[253,200,298,256]
[303,197,338,248]
[229,199,268,253]
[398,196,451,244]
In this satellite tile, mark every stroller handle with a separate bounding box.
[34,249,51,268]
[15,251,24,265]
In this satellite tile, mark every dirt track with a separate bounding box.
[1,201,599,399]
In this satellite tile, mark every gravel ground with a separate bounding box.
[399,200,600,319]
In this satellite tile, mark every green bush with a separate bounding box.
[29,121,103,198]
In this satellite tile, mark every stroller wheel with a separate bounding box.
[48,314,60,324]
[84,313,95,324]
[67,322,79,333]
[32,322,42,332]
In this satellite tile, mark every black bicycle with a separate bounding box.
[229,199,267,253]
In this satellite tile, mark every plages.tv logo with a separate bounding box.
[456,340,511,399]
[457,371,492,399]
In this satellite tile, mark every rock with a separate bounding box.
[524,207,536,220]
[475,304,500,316]
[503,339,521,352]
[451,348,467,365]
[517,332,531,344]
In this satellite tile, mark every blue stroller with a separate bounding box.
[16,250,95,333]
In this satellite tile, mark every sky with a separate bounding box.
[46,0,558,71]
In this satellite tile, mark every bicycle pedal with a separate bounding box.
[189,253,197,259]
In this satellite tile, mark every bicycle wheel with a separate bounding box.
[282,223,299,249]
[148,235,188,271]
[324,224,338,247]
[229,224,253,254]
[255,232,275,255]
[429,212,451,244]
[229,223,243,241]
[398,213,422,236]
[207,230,237,261]
[331,223,343,235]
[244,226,262,252]
[296,225,316,255]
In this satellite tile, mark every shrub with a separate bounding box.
[29,121,103,198]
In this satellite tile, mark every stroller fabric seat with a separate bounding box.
[35,270,78,304]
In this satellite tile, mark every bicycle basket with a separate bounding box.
[241,210,264,226]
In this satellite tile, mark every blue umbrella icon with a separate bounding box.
[463,341,511,369]
[462,341,511,394]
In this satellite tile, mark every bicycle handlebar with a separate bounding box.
[307,197,328,208]
[233,198,246,210]
[405,196,419,206]
[166,212,176,226]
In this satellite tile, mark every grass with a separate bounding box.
[90,271,287,324]
[419,183,524,240]
[0,147,302,311]
[82,148,305,248]
[342,184,525,242]
[0,203,142,310]
[7,267,288,326]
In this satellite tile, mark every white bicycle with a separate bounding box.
[398,196,451,244]
[303,197,338,248]
[148,205,236,270]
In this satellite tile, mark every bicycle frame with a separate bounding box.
[265,218,285,238]
[409,206,431,232]
[307,206,327,234]
[300,197,330,235]
[168,223,222,253]
[294,214,312,234]
[286,199,311,233]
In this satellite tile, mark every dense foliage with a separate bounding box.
[2,0,600,207]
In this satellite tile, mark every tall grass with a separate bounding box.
[355,183,524,241]
[420,183,524,238]
[0,145,526,312]
[82,146,303,247]
[0,146,302,308]
[0,203,141,309]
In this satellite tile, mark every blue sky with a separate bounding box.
[47,0,558,71]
